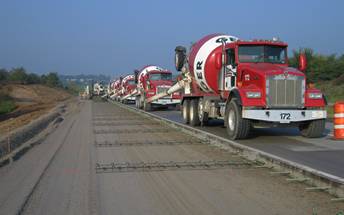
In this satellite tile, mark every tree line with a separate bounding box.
[289,48,344,84]
[1,48,343,87]
[0,67,62,88]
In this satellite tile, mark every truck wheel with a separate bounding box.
[225,99,251,140]
[175,104,181,111]
[143,101,151,111]
[182,99,190,124]
[138,96,144,109]
[175,46,186,71]
[190,99,201,126]
[198,98,208,126]
[135,97,140,108]
[299,119,325,138]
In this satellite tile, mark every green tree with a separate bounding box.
[40,74,47,84]
[289,48,344,84]
[65,81,82,95]
[0,68,8,82]
[27,73,41,84]
[44,72,62,87]
[8,67,28,83]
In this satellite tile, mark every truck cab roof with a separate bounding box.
[235,40,288,47]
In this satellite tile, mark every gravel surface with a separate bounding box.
[1,100,342,215]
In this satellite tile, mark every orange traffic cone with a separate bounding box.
[334,101,344,140]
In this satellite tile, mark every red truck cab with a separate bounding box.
[120,74,136,103]
[175,34,326,139]
[135,65,181,110]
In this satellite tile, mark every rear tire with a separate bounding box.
[189,99,200,126]
[143,101,151,111]
[225,99,251,140]
[299,119,325,138]
[175,104,181,111]
[135,96,141,109]
[182,99,190,124]
[198,98,209,126]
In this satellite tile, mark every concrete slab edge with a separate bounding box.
[0,104,66,160]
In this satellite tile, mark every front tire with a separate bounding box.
[135,96,142,109]
[175,104,181,111]
[182,99,190,124]
[143,101,151,111]
[225,99,251,140]
[299,119,325,138]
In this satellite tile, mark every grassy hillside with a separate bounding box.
[316,79,344,118]
[317,82,344,104]
[0,84,71,133]
[0,95,16,114]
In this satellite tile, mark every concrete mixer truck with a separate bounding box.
[171,33,326,140]
[109,79,122,101]
[93,82,105,96]
[120,74,136,104]
[134,65,181,111]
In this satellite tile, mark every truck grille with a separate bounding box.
[156,86,171,98]
[266,74,305,108]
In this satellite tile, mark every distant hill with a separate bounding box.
[59,74,111,86]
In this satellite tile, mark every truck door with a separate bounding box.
[225,48,236,90]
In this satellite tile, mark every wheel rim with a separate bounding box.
[183,104,187,120]
[228,109,235,131]
[190,104,194,121]
[198,99,203,121]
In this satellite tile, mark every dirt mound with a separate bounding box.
[0,84,71,135]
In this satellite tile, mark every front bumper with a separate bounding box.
[124,96,135,101]
[242,109,326,123]
[151,98,180,105]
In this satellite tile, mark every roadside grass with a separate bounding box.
[316,81,343,119]
[316,81,344,104]
[0,94,16,115]
[326,105,334,119]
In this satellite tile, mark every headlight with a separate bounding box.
[246,91,261,98]
[308,93,322,99]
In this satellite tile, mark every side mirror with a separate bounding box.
[134,70,139,84]
[175,46,186,71]
[298,53,307,72]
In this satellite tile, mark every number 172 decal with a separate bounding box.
[280,113,291,120]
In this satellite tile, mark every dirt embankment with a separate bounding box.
[0,84,71,135]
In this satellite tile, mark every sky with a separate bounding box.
[0,0,343,78]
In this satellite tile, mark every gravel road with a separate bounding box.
[1,100,342,215]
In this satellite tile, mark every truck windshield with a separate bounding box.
[238,45,287,64]
[149,73,172,81]
[127,80,136,85]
